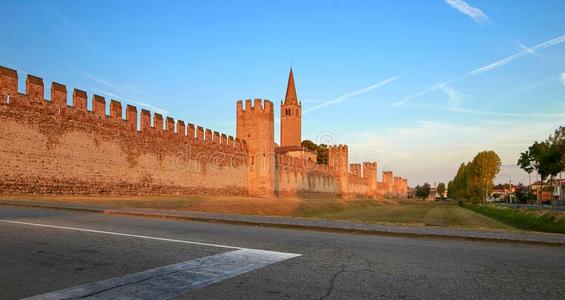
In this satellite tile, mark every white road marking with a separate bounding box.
[24,249,300,300]
[0,219,243,249]
[0,219,301,299]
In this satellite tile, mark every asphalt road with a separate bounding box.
[1,206,564,299]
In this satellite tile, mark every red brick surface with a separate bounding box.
[0,66,408,198]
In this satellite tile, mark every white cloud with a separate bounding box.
[470,34,565,75]
[304,76,400,114]
[82,71,125,94]
[84,72,170,116]
[94,89,170,115]
[435,82,565,117]
[561,73,565,87]
[394,34,565,106]
[516,40,535,55]
[437,82,465,110]
[445,0,489,26]
[469,52,528,76]
[348,119,563,185]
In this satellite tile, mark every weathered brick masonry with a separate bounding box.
[0,66,247,195]
[0,65,408,198]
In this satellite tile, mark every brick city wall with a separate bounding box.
[0,65,408,198]
[275,154,338,197]
[0,66,247,195]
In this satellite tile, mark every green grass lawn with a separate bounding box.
[0,195,513,231]
[298,201,514,230]
[462,203,565,234]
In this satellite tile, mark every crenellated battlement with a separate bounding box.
[383,171,394,181]
[236,98,274,114]
[350,163,362,176]
[362,162,377,177]
[327,144,348,152]
[0,66,242,152]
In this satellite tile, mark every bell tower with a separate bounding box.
[280,68,302,148]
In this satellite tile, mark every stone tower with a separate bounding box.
[280,68,302,148]
[363,162,377,197]
[382,171,394,195]
[236,99,275,196]
[328,145,349,196]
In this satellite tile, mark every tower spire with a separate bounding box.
[284,68,298,105]
[280,68,302,148]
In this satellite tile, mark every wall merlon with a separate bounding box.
[205,129,213,143]
[228,136,234,147]
[73,89,87,112]
[51,82,67,107]
[213,131,220,144]
[141,109,151,131]
[188,123,195,141]
[26,74,44,104]
[154,113,163,132]
[221,133,227,146]
[110,100,122,120]
[92,95,106,118]
[245,99,252,110]
[264,100,273,112]
[166,117,175,133]
[0,66,18,97]
[126,105,137,131]
[254,98,263,110]
[237,100,243,112]
[197,126,204,143]
[0,66,17,78]
[176,120,185,137]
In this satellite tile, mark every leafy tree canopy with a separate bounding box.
[415,183,431,200]
[301,140,329,165]
[436,182,446,196]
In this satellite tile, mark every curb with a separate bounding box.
[1,201,564,246]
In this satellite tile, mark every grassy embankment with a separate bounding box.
[462,203,565,234]
[0,195,512,230]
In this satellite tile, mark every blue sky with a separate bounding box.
[1,0,564,185]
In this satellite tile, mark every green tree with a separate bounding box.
[301,140,329,165]
[518,126,565,206]
[451,163,469,201]
[301,140,317,151]
[470,151,501,204]
[415,183,431,201]
[436,182,446,199]
[518,138,563,205]
[447,180,454,199]
[448,151,502,203]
